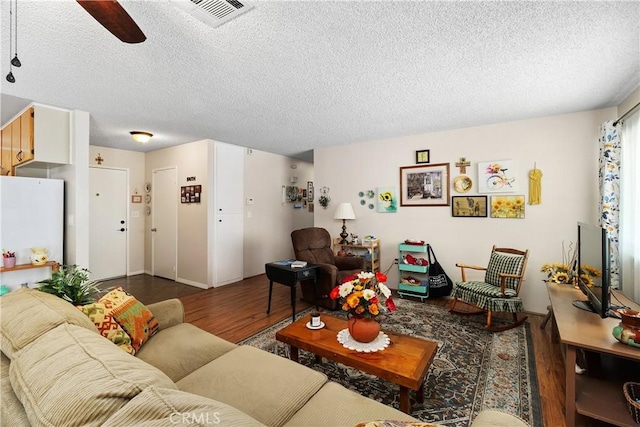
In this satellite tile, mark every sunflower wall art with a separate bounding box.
[377,187,397,213]
[490,195,525,218]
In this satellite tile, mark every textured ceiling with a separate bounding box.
[1,1,639,161]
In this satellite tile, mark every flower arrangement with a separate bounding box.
[330,271,396,318]
[2,250,15,258]
[540,242,601,285]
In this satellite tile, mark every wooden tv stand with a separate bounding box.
[547,283,640,427]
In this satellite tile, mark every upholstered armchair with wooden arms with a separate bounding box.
[449,246,529,331]
[291,227,366,310]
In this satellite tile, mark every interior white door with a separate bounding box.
[89,167,127,280]
[152,167,177,280]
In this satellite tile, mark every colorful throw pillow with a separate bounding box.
[98,287,159,352]
[78,302,135,355]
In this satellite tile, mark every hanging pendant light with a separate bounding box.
[5,0,19,83]
[11,0,20,67]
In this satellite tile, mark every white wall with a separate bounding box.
[145,139,210,287]
[49,110,90,268]
[243,150,313,277]
[314,108,617,314]
[88,146,146,274]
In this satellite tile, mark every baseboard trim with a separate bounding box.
[176,277,209,289]
[128,270,144,276]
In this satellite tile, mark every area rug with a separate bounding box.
[239,298,542,427]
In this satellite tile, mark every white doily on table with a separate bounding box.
[337,329,390,352]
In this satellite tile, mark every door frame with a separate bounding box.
[151,166,178,280]
[88,165,130,277]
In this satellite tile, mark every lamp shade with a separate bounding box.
[334,202,356,220]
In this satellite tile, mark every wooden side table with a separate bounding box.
[265,263,319,322]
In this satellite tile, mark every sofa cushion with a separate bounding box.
[136,322,237,382]
[283,382,417,427]
[177,345,327,427]
[9,323,176,427]
[0,353,29,427]
[78,301,136,354]
[103,386,265,427]
[0,287,98,359]
[94,287,159,352]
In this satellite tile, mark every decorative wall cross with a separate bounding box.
[95,153,104,165]
[455,157,470,174]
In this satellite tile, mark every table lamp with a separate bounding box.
[334,202,356,244]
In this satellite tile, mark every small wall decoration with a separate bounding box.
[528,163,542,205]
[400,163,450,207]
[319,187,330,209]
[307,181,314,202]
[455,157,471,174]
[377,187,397,213]
[478,160,516,193]
[490,195,525,218]
[131,195,142,203]
[415,149,430,164]
[453,175,473,193]
[181,185,202,203]
[95,153,104,165]
[452,196,487,217]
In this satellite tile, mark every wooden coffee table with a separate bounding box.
[275,313,438,413]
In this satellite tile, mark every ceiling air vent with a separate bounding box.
[172,0,254,28]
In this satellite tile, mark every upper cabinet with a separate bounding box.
[0,104,70,176]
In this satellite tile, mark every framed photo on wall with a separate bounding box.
[451,196,487,217]
[415,149,430,164]
[400,163,450,207]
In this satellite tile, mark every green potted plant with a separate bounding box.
[37,265,102,305]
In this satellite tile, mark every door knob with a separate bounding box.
[118,228,125,232]
[151,228,157,232]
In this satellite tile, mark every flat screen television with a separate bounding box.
[574,222,612,318]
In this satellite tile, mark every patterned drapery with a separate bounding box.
[599,120,620,289]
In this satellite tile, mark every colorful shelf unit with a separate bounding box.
[397,243,429,301]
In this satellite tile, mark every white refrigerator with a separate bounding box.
[0,176,64,291]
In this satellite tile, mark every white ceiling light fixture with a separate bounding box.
[130,131,153,143]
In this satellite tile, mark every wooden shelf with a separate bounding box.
[0,261,59,273]
[333,238,381,273]
[576,376,637,427]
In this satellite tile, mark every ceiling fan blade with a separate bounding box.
[77,0,146,44]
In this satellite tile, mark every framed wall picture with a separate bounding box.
[415,149,430,164]
[451,196,487,217]
[490,195,525,218]
[181,185,202,203]
[400,163,450,207]
[477,160,517,193]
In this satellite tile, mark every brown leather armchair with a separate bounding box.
[291,227,366,310]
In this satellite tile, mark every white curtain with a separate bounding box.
[619,110,640,302]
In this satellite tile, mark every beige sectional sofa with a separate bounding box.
[0,288,419,426]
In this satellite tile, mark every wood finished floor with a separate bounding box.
[102,273,614,427]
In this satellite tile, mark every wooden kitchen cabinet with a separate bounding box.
[0,105,68,174]
[19,108,34,164]
[1,126,12,175]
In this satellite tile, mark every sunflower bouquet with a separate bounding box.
[541,242,601,285]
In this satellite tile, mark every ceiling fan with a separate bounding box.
[76,0,146,44]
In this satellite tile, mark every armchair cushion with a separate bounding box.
[453,282,522,313]
[485,252,525,290]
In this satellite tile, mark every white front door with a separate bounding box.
[152,167,177,280]
[89,167,128,280]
